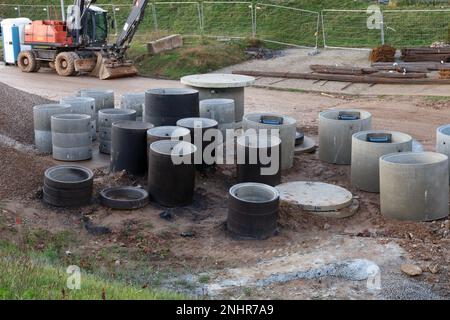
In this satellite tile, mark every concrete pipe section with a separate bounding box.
[146,126,190,152]
[111,120,154,175]
[436,124,450,184]
[319,109,372,165]
[98,108,137,154]
[351,130,413,192]
[43,165,94,207]
[120,92,144,121]
[144,88,199,126]
[242,113,296,170]
[51,114,92,161]
[176,117,219,169]
[60,96,96,140]
[236,134,282,186]
[199,98,235,137]
[227,182,279,239]
[77,88,115,128]
[180,73,255,127]
[33,103,71,153]
[148,140,197,207]
[380,152,449,221]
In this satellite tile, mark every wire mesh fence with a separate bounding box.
[153,2,202,36]
[0,2,317,47]
[2,3,450,49]
[383,10,450,47]
[321,9,382,49]
[201,1,254,38]
[255,3,319,48]
[322,8,450,49]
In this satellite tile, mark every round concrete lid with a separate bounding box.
[180,73,255,88]
[276,181,353,212]
[294,136,317,154]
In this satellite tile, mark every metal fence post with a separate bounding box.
[152,3,158,31]
[380,10,385,45]
[321,10,327,48]
[17,5,21,17]
[111,5,118,36]
[46,5,50,20]
[198,1,203,32]
[253,2,257,38]
[251,2,256,38]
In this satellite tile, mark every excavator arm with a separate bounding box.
[69,0,150,79]
[112,0,150,59]
[95,0,150,79]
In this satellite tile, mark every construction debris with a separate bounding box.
[438,69,450,79]
[371,61,450,71]
[401,47,450,62]
[310,65,377,75]
[234,70,450,85]
[147,34,183,55]
[369,44,396,63]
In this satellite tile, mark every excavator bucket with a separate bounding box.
[90,53,138,80]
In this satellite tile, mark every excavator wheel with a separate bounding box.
[17,50,40,73]
[55,52,78,77]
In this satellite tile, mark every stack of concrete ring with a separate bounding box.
[43,165,94,207]
[99,108,137,154]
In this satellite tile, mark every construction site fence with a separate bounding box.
[1,3,450,49]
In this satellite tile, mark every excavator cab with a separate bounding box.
[81,6,108,46]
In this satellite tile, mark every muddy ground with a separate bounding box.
[0,78,449,300]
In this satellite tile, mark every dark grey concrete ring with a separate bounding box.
[44,165,94,190]
[100,186,149,210]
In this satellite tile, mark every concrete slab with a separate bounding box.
[147,34,183,55]
[276,181,353,212]
[180,73,255,88]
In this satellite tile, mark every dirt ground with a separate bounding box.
[0,69,449,300]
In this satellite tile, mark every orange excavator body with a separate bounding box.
[24,20,73,46]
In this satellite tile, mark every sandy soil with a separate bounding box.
[0,70,449,300]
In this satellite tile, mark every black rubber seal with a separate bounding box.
[260,115,283,125]
[367,133,392,143]
[295,131,305,146]
[100,186,149,210]
[338,111,360,120]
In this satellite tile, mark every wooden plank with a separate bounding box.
[371,62,450,71]
[233,70,450,85]
[309,64,377,75]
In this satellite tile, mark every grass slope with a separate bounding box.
[128,37,249,79]
[0,240,185,300]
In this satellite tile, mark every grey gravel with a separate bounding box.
[0,82,54,145]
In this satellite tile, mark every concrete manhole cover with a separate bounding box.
[276,181,353,212]
[295,136,317,154]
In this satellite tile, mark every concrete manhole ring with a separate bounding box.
[44,165,94,190]
[100,186,149,210]
[276,181,353,212]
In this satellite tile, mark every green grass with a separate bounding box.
[0,240,186,300]
[127,36,249,79]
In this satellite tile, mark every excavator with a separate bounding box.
[17,0,149,80]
